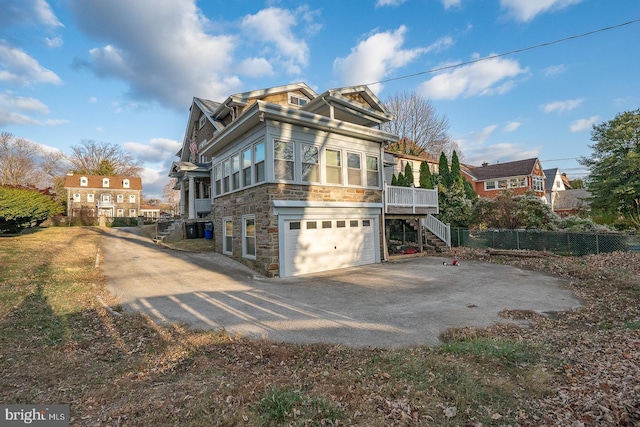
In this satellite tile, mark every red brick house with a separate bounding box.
[461,158,546,199]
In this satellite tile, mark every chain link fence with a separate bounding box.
[451,228,640,255]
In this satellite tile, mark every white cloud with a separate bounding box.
[441,0,462,9]
[237,57,274,78]
[240,7,315,76]
[500,0,582,22]
[0,0,63,28]
[88,96,98,103]
[333,26,442,92]
[376,0,408,7]
[570,116,599,132]
[124,138,181,163]
[0,92,67,126]
[543,98,583,113]
[417,54,527,100]
[503,121,522,132]
[45,36,63,48]
[0,42,62,85]
[69,0,242,109]
[542,64,567,76]
[0,92,49,114]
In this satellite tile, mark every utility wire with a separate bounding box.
[367,18,640,87]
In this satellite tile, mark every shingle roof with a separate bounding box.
[554,189,591,211]
[464,158,539,180]
[543,168,559,192]
[63,174,143,190]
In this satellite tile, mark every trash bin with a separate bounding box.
[196,221,205,238]
[204,222,213,240]
[185,222,197,239]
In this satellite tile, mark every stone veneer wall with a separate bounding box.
[212,183,383,277]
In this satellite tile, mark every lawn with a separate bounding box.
[1,227,638,426]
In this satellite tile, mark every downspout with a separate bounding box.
[381,143,388,262]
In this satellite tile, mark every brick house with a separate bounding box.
[169,83,440,277]
[461,158,546,200]
[64,173,142,219]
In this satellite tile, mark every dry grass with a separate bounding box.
[1,227,639,426]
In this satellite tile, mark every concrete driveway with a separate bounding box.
[100,227,582,348]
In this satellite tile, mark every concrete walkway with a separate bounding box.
[101,227,582,348]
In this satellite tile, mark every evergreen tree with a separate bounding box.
[419,161,433,189]
[403,162,414,186]
[450,150,464,189]
[438,152,450,187]
[391,174,398,186]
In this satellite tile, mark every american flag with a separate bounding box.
[189,137,198,156]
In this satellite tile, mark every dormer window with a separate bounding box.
[123,179,130,188]
[102,178,110,187]
[199,115,206,129]
[80,177,88,187]
[289,94,308,107]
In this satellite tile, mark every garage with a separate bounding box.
[282,217,378,277]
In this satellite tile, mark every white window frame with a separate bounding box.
[289,94,308,106]
[485,181,496,190]
[242,214,256,260]
[73,193,81,202]
[223,217,233,255]
[242,147,252,187]
[325,148,342,185]
[231,154,240,190]
[129,209,136,217]
[87,193,94,203]
[214,163,222,196]
[533,176,544,192]
[255,141,265,183]
[301,144,319,183]
[366,155,379,188]
[129,194,136,203]
[274,139,294,181]
[347,152,362,186]
[116,209,124,217]
[199,114,206,129]
[102,178,110,187]
[117,194,124,203]
[123,179,130,188]
[80,177,88,187]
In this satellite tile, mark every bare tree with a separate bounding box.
[0,132,42,186]
[382,91,455,159]
[68,140,143,177]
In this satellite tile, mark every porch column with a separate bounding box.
[198,181,204,199]
[179,180,186,217]
[188,175,196,219]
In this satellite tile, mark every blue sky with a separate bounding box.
[1,0,639,198]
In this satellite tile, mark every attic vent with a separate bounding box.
[289,94,308,107]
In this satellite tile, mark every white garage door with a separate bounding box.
[283,218,377,277]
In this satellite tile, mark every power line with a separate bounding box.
[367,18,640,87]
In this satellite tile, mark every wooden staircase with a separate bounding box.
[403,219,448,252]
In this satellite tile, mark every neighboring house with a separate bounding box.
[140,204,161,220]
[552,188,591,217]
[64,173,142,218]
[544,168,567,207]
[384,151,439,187]
[170,82,438,277]
[462,158,546,200]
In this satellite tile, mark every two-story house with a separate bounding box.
[64,173,142,219]
[170,83,442,277]
[461,158,546,200]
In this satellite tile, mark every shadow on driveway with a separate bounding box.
[101,227,582,348]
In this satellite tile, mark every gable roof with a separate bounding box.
[63,174,142,190]
[303,85,393,127]
[464,158,541,181]
[543,168,559,192]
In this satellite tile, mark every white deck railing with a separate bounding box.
[384,184,438,213]
[422,214,451,248]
